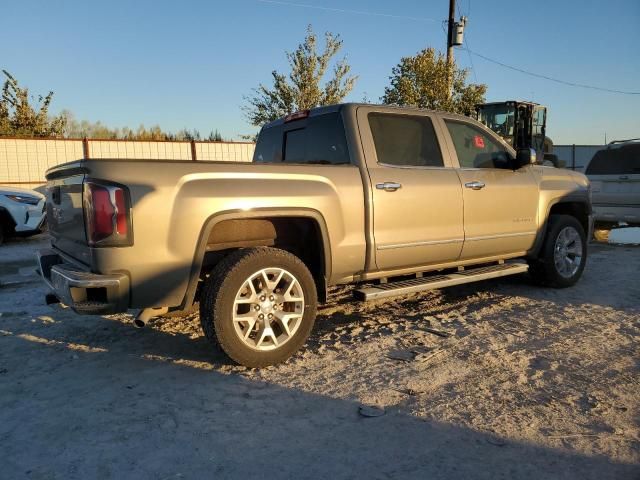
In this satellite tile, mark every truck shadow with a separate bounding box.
[1,311,638,479]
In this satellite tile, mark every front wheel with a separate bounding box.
[529,215,587,288]
[200,247,317,368]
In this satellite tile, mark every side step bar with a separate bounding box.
[354,263,529,301]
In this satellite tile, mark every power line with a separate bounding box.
[464,48,640,95]
[455,0,477,83]
[256,0,639,95]
[256,0,437,23]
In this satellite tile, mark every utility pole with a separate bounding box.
[446,0,456,69]
[446,0,465,99]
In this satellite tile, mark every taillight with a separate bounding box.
[83,181,133,247]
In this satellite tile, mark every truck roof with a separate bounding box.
[262,103,470,130]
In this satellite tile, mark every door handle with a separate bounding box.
[619,175,629,180]
[376,182,402,192]
[465,181,486,190]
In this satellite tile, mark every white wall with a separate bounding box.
[0,138,255,189]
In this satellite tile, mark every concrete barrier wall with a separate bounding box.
[0,138,255,189]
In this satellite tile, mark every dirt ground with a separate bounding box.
[0,234,638,479]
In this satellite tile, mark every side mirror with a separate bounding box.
[516,148,537,168]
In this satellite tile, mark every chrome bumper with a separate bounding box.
[37,249,129,314]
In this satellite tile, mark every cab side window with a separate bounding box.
[445,120,512,169]
[368,113,444,167]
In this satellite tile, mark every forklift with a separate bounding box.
[476,100,561,167]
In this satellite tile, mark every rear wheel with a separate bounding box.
[529,215,587,288]
[200,247,317,368]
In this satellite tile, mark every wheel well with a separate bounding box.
[199,217,327,302]
[0,208,16,233]
[548,202,589,235]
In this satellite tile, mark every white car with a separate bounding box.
[0,186,47,245]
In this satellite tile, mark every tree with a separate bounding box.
[244,25,357,126]
[0,70,67,137]
[382,48,487,116]
[208,129,223,142]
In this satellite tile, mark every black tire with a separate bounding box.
[200,247,318,368]
[529,214,587,288]
[0,223,4,246]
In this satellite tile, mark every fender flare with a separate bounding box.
[528,196,591,258]
[180,207,332,309]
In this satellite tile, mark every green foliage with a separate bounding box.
[244,25,358,126]
[208,129,223,142]
[382,48,487,116]
[0,70,67,137]
[64,112,222,141]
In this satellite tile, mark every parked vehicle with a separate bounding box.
[586,139,640,240]
[0,186,46,245]
[476,100,561,167]
[38,104,592,367]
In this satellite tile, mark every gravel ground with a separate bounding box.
[0,234,638,479]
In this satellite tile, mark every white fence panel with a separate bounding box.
[0,138,257,189]
[88,141,192,160]
[196,142,254,162]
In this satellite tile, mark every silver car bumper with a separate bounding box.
[37,248,129,314]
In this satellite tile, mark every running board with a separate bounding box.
[354,263,529,301]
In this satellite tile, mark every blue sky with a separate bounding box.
[2,0,639,143]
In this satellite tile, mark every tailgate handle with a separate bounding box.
[376,182,402,192]
[465,181,486,190]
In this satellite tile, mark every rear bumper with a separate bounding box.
[37,248,129,314]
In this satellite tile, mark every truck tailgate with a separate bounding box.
[45,162,92,265]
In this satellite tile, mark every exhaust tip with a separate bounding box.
[133,317,146,329]
[134,307,168,329]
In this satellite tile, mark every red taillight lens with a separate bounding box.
[84,182,132,246]
[92,186,114,241]
[114,189,128,235]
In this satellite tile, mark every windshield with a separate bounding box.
[477,104,516,146]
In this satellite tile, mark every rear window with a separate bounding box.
[253,112,350,165]
[253,125,282,163]
[586,144,640,175]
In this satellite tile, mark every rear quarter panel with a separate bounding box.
[84,160,366,309]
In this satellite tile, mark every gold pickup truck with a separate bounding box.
[38,103,592,367]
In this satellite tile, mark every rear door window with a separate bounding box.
[368,113,444,167]
[445,120,512,169]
